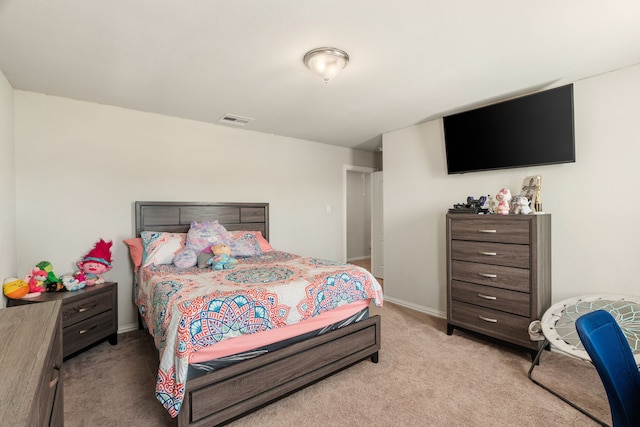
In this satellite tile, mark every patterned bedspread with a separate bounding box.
[135,250,384,418]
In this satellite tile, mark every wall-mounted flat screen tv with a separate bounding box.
[443,84,575,174]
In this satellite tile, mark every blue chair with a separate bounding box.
[575,309,640,427]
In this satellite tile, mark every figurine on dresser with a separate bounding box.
[75,239,113,286]
[495,188,512,215]
[511,194,532,215]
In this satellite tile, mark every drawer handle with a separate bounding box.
[477,293,497,300]
[478,251,497,256]
[478,229,497,233]
[478,273,497,278]
[479,315,498,323]
[79,325,97,335]
[77,304,96,313]
[49,365,61,388]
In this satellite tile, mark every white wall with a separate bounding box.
[0,70,16,308]
[13,91,377,330]
[383,64,640,317]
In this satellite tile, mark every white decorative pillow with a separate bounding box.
[141,231,186,267]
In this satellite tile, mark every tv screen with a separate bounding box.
[443,84,575,174]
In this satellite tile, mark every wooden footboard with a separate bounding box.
[177,314,381,427]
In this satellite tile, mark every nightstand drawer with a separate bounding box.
[62,287,113,326]
[451,280,530,317]
[63,310,116,357]
[450,240,530,268]
[451,260,529,292]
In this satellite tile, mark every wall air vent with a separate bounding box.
[218,114,254,126]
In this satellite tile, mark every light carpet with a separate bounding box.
[63,302,609,426]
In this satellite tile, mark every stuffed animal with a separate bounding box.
[3,277,29,299]
[174,221,231,268]
[210,243,237,271]
[24,267,47,294]
[487,195,498,213]
[511,194,532,215]
[36,261,64,292]
[495,188,512,215]
[60,274,86,292]
[76,239,113,286]
[74,271,87,284]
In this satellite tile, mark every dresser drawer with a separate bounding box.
[62,287,114,327]
[450,240,530,268]
[449,218,530,244]
[450,301,534,349]
[451,260,530,292]
[63,310,116,357]
[451,280,530,317]
[37,315,62,426]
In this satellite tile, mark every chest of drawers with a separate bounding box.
[446,214,551,352]
[8,281,118,358]
[0,301,63,426]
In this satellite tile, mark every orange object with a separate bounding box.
[3,277,29,299]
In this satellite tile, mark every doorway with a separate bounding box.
[343,166,383,279]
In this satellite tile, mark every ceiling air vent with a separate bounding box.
[218,114,254,126]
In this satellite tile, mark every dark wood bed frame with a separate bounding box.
[134,201,382,427]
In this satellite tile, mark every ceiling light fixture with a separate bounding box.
[303,47,349,83]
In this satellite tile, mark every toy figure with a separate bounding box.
[495,188,512,215]
[209,243,237,271]
[511,194,532,215]
[76,239,113,286]
[3,277,29,299]
[61,274,87,292]
[24,267,47,294]
[487,194,497,213]
[36,261,64,291]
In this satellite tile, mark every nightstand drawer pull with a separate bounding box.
[478,251,497,256]
[478,229,497,233]
[77,304,96,313]
[477,293,497,300]
[479,315,498,323]
[478,273,497,278]
[79,325,97,335]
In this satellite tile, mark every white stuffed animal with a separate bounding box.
[61,274,86,292]
[511,194,532,215]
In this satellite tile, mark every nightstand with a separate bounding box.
[8,281,118,359]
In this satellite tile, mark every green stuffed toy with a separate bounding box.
[36,261,64,292]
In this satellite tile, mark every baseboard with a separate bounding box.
[347,255,371,262]
[118,323,139,334]
[383,296,445,319]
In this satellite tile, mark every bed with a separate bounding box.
[131,201,383,427]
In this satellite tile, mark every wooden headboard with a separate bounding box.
[135,201,269,240]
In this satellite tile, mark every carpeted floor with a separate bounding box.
[63,302,610,426]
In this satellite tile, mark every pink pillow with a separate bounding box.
[253,231,273,252]
[123,238,143,271]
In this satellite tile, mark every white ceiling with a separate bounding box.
[1,1,639,152]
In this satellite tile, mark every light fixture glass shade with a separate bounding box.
[303,47,349,83]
